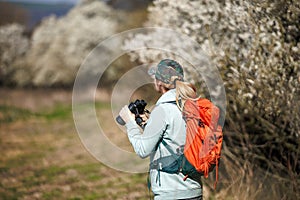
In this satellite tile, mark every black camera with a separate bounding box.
[116,99,149,128]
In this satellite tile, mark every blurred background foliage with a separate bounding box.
[0,0,299,199]
[0,0,151,87]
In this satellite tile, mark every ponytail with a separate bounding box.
[158,76,199,109]
[175,80,199,110]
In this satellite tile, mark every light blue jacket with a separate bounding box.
[125,89,202,200]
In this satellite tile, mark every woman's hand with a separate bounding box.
[119,106,135,124]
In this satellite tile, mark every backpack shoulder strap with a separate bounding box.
[163,100,177,105]
[161,139,176,155]
[163,99,184,111]
[157,100,184,159]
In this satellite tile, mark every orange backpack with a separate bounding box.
[153,98,223,188]
[181,98,223,188]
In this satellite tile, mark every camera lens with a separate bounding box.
[128,102,137,114]
[116,99,148,127]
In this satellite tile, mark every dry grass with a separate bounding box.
[0,89,150,200]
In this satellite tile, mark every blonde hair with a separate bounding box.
[160,76,199,109]
[175,80,199,110]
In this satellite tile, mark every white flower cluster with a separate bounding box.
[11,0,123,86]
[124,0,300,137]
[0,24,29,85]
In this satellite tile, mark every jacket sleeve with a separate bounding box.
[125,105,168,159]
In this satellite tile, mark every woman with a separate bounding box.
[119,59,202,200]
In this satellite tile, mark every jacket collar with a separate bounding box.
[156,89,176,105]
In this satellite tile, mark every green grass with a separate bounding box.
[4,151,44,168]
[2,153,149,199]
[39,105,72,120]
[0,101,110,123]
[0,105,32,123]
[42,189,63,200]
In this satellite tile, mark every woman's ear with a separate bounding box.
[156,80,162,86]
